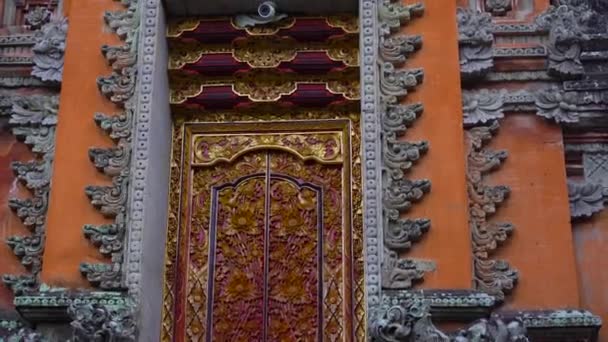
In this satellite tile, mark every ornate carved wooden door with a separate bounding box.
[162,120,365,341]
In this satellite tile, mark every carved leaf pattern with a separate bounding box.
[268,180,319,341]
[213,178,266,340]
[270,152,344,340]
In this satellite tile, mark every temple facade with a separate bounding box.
[0,0,605,341]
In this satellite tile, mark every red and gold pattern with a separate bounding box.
[168,16,359,111]
[161,117,364,341]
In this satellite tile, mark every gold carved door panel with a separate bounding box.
[162,120,365,341]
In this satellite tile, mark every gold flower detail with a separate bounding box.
[223,270,257,303]
[272,271,310,303]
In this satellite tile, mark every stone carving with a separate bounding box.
[69,301,136,341]
[534,86,580,123]
[461,87,584,124]
[466,122,518,301]
[457,8,494,80]
[79,263,123,290]
[485,0,512,16]
[83,0,139,294]
[25,7,52,29]
[377,1,432,290]
[32,15,68,83]
[462,89,505,125]
[568,180,608,219]
[85,178,128,219]
[1,95,58,294]
[536,0,608,79]
[83,224,125,257]
[370,300,529,341]
[2,275,38,296]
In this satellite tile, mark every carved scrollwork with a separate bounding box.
[83,224,125,258]
[6,235,43,272]
[380,63,423,99]
[104,9,137,42]
[85,177,128,219]
[568,180,608,219]
[2,275,38,296]
[97,67,136,106]
[378,1,424,33]
[8,191,48,231]
[534,86,580,123]
[101,45,137,72]
[84,0,138,294]
[69,301,136,341]
[457,8,494,80]
[377,1,432,290]
[32,15,68,83]
[89,141,131,177]
[93,106,133,142]
[462,89,505,125]
[380,35,422,65]
[79,263,123,290]
[466,123,518,301]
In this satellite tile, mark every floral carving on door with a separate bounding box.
[162,120,363,341]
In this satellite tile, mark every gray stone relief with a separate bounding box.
[31,15,67,83]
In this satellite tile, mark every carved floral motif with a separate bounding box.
[457,8,494,80]
[568,180,608,219]
[32,15,68,83]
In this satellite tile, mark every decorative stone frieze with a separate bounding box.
[461,87,590,125]
[83,0,139,293]
[376,0,432,291]
[0,95,58,295]
[31,15,68,83]
[457,8,494,80]
[466,122,518,301]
